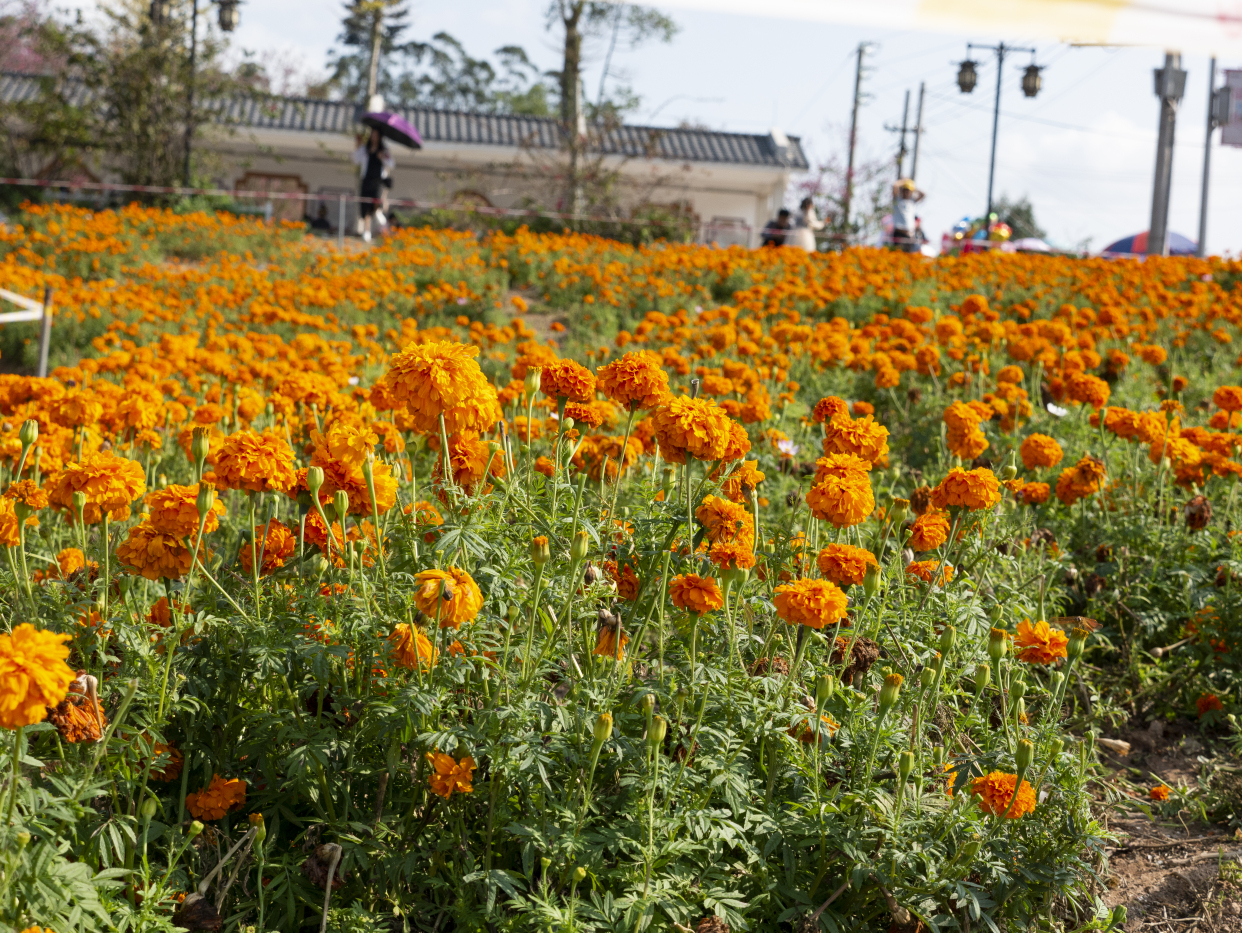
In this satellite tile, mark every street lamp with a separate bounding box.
[149,0,170,26]
[955,43,1041,219]
[956,60,978,94]
[218,0,240,32]
[1021,64,1042,98]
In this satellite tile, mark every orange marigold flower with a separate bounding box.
[650,396,734,463]
[907,509,950,552]
[541,358,597,403]
[593,623,630,661]
[145,595,190,628]
[596,350,670,411]
[426,751,476,798]
[239,518,297,576]
[47,691,107,744]
[1021,482,1051,505]
[310,420,379,475]
[1013,619,1068,664]
[0,498,22,547]
[603,559,640,600]
[212,431,297,495]
[720,459,765,503]
[185,774,247,821]
[696,495,754,546]
[389,623,437,669]
[1019,433,1063,470]
[789,708,841,743]
[708,539,756,571]
[931,467,1001,511]
[0,624,74,729]
[806,468,873,529]
[1213,385,1242,412]
[145,483,225,537]
[383,340,503,435]
[815,543,876,586]
[149,741,184,782]
[773,578,849,629]
[669,573,724,614]
[534,456,554,478]
[116,522,193,580]
[1149,784,1171,801]
[435,431,506,497]
[413,568,483,628]
[4,480,48,511]
[1197,693,1224,717]
[906,560,954,585]
[47,451,146,524]
[971,771,1036,818]
[1066,372,1111,410]
[822,415,890,465]
[811,396,849,424]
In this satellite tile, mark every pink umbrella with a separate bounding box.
[360,112,422,150]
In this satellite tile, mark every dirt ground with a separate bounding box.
[1096,716,1242,931]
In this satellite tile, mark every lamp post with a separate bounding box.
[150,0,241,189]
[1147,52,1186,257]
[956,43,1041,219]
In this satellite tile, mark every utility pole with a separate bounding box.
[985,43,1007,217]
[1197,57,1222,258]
[183,0,198,189]
[910,81,925,183]
[366,4,383,102]
[896,90,911,178]
[1148,52,1186,257]
[842,42,871,243]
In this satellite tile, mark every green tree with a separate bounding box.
[993,194,1046,240]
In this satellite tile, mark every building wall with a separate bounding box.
[202,127,790,247]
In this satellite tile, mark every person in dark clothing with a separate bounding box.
[761,208,792,248]
[308,204,332,232]
[351,128,393,241]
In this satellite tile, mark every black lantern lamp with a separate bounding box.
[149,0,170,26]
[1022,64,1042,98]
[957,59,979,94]
[217,0,240,32]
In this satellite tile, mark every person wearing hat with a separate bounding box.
[891,179,924,252]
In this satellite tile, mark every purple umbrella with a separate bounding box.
[360,112,422,150]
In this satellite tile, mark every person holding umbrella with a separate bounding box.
[352,128,394,242]
[891,179,924,252]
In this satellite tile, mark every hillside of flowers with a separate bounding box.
[0,202,1240,933]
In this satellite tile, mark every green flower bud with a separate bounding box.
[661,467,675,499]
[939,625,957,655]
[530,536,550,566]
[16,831,31,849]
[988,628,1008,661]
[572,866,586,883]
[1048,737,1064,762]
[897,749,915,782]
[1009,680,1026,702]
[648,714,668,749]
[1013,697,1026,723]
[191,425,210,468]
[932,746,945,768]
[1066,626,1089,661]
[307,465,325,497]
[19,419,38,447]
[140,797,158,821]
[862,564,880,597]
[593,712,614,745]
[973,663,991,694]
[878,672,904,713]
[1049,671,1064,691]
[639,693,655,719]
[815,673,836,706]
[187,821,205,839]
[919,667,936,690]
[249,812,266,845]
[563,416,576,432]
[195,483,216,520]
[1111,906,1127,927]
[889,498,909,524]
[959,837,982,860]
[333,490,350,520]
[570,530,589,561]
[540,856,552,872]
[524,367,542,397]
[1015,739,1035,773]
[1001,453,1018,481]
[71,489,87,518]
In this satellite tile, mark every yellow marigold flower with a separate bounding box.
[311,420,379,474]
[1013,619,1068,664]
[821,415,889,465]
[145,483,225,537]
[389,623,437,669]
[49,388,104,428]
[0,498,23,547]
[971,771,1036,819]
[596,350,670,411]
[383,340,503,435]
[720,459,765,503]
[47,451,147,524]
[434,431,505,497]
[185,774,247,821]
[931,467,1001,511]
[774,578,848,629]
[211,430,297,495]
[668,573,723,614]
[541,358,597,403]
[806,459,873,528]
[116,522,193,580]
[239,518,297,576]
[811,396,849,424]
[0,624,75,729]
[426,751,476,798]
[413,568,483,628]
[907,509,950,552]
[1019,433,1063,470]
[650,396,734,464]
[815,543,876,586]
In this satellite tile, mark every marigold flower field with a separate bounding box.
[0,202,1240,932]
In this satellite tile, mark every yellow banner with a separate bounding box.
[642,0,1242,55]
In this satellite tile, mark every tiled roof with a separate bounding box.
[2,72,808,170]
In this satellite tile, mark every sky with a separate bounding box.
[59,0,1242,254]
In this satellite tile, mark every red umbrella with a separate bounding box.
[360,112,422,150]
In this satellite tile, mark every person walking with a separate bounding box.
[787,197,825,252]
[352,128,394,242]
[891,179,924,252]
[761,209,792,248]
